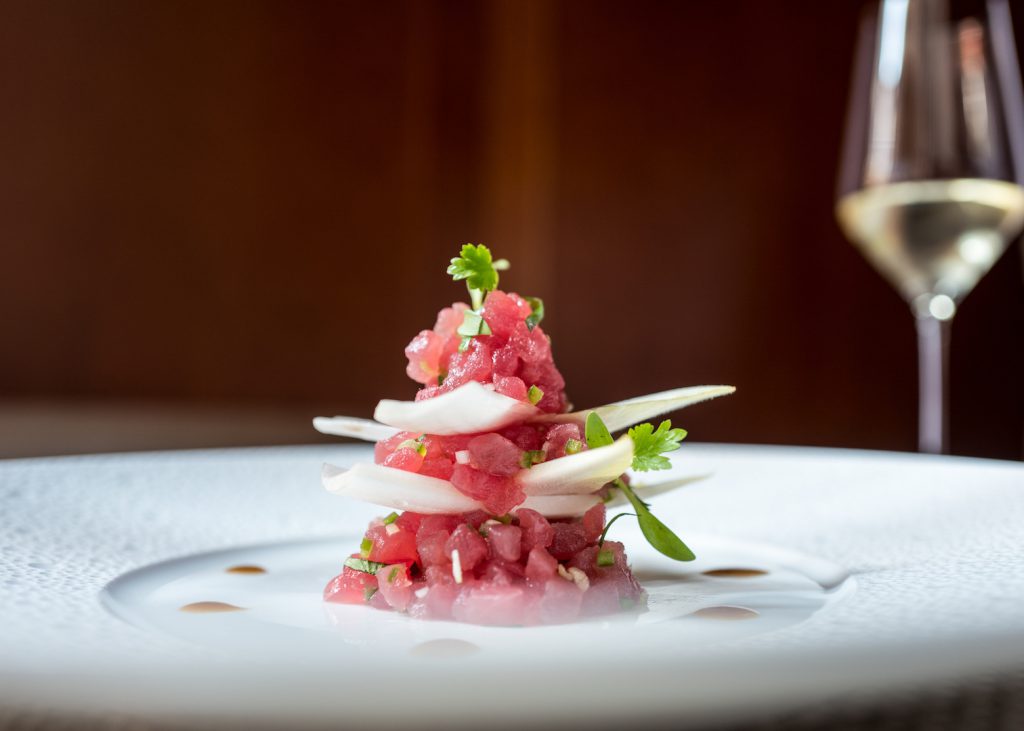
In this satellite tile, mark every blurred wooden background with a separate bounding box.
[1,0,1022,459]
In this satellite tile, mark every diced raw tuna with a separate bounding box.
[467,433,523,477]
[452,584,528,626]
[539,578,584,624]
[323,566,377,604]
[375,564,413,611]
[449,464,524,516]
[445,524,489,571]
[516,508,554,551]
[486,523,522,562]
[548,522,588,561]
[524,546,558,582]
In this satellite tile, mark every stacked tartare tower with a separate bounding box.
[315,247,732,625]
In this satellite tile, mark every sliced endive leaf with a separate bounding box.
[374,381,539,436]
[322,462,482,514]
[312,416,399,442]
[322,462,601,518]
[544,385,735,433]
[518,494,602,518]
[604,473,710,507]
[518,435,634,496]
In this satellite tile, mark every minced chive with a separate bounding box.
[345,557,387,574]
[363,586,378,602]
[527,385,544,405]
[564,438,583,455]
[359,537,373,558]
[388,567,399,584]
[496,514,513,525]
[520,449,546,468]
[619,597,636,610]
[597,548,615,567]
[383,512,399,526]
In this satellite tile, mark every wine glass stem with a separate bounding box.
[915,313,951,454]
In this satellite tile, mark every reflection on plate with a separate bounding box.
[2,444,1023,728]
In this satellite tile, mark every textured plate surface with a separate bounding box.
[2,444,1024,728]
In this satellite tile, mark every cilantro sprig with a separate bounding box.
[585,412,695,562]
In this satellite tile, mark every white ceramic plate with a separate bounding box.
[2,444,1023,729]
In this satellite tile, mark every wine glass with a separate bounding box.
[837,0,1024,454]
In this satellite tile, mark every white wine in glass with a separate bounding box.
[837,0,1024,454]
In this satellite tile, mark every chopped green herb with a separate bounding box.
[456,309,492,338]
[495,514,513,525]
[520,449,546,468]
[387,567,399,584]
[596,548,615,567]
[524,296,545,330]
[619,597,637,610]
[363,586,378,602]
[527,385,544,405]
[564,438,583,455]
[345,557,388,574]
[382,512,399,526]
[359,537,373,558]
[584,411,614,449]
[628,420,688,472]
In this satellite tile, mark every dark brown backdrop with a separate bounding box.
[1,0,1022,459]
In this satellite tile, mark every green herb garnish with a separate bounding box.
[447,244,507,349]
[524,296,544,330]
[387,567,399,584]
[447,243,507,307]
[564,438,583,455]
[359,537,373,558]
[382,512,399,526]
[585,411,696,562]
[363,586,378,602]
[345,557,388,574]
[520,449,546,468]
[628,420,688,472]
[584,411,614,448]
[596,548,615,567]
[527,385,544,405]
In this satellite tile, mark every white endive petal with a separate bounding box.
[374,381,539,436]
[518,494,602,518]
[322,462,601,518]
[518,435,634,496]
[604,474,710,508]
[553,385,735,432]
[312,416,399,442]
[322,463,481,514]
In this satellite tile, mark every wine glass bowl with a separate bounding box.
[836,0,1024,454]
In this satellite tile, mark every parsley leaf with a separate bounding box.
[628,420,688,472]
[447,244,505,308]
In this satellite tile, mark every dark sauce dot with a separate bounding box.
[180,601,246,613]
[689,606,759,620]
[702,568,768,578]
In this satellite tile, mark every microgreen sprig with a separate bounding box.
[585,411,696,562]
